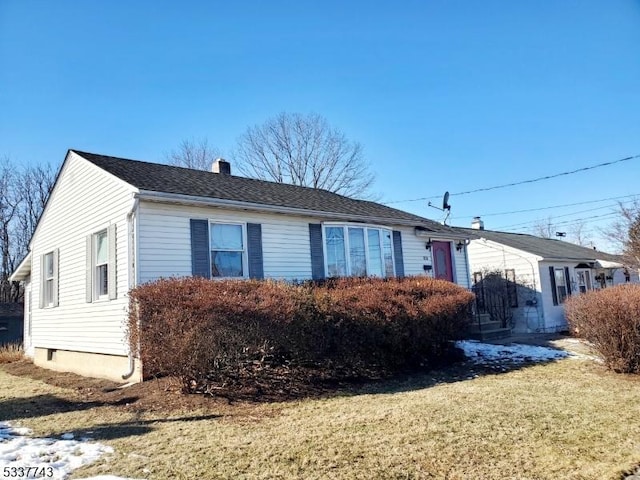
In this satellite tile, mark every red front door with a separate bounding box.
[432,241,454,282]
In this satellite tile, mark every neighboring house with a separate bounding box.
[10,149,472,381]
[0,303,24,345]
[463,217,638,334]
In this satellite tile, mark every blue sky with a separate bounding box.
[1,1,639,249]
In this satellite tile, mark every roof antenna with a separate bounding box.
[428,191,452,225]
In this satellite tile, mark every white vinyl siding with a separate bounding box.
[23,278,33,357]
[400,229,470,287]
[467,238,544,333]
[30,152,134,356]
[453,247,471,289]
[401,229,433,277]
[538,261,576,332]
[137,202,314,283]
[137,202,472,288]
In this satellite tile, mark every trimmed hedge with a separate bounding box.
[565,284,640,373]
[128,277,474,393]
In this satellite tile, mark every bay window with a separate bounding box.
[324,225,394,278]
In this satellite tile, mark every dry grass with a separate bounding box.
[2,353,640,479]
[0,342,23,363]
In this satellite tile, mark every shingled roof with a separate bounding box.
[462,227,622,262]
[75,150,458,235]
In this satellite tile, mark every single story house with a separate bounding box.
[10,149,472,381]
[463,217,638,334]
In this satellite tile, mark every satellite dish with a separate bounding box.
[443,191,450,211]
[427,191,452,226]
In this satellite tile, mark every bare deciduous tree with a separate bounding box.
[0,156,56,302]
[232,112,376,199]
[166,138,222,171]
[0,159,20,283]
[15,164,56,259]
[567,220,592,247]
[604,199,640,266]
[531,217,555,239]
[531,217,593,247]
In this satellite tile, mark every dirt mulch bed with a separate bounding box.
[1,354,496,416]
[1,359,395,413]
[2,360,233,414]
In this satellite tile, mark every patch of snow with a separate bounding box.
[563,338,583,344]
[0,422,140,480]
[455,340,571,365]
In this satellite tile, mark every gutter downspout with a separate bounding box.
[122,194,139,380]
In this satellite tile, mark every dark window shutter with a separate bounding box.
[564,267,572,296]
[247,223,264,279]
[549,266,558,306]
[392,230,405,278]
[309,223,325,280]
[190,219,211,279]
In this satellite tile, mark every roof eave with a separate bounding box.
[540,256,599,263]
[10,253,31,282]
[137,190,469,238]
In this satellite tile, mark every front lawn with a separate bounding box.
[1,339,639,479]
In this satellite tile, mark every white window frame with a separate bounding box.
[575,269,592,294]
[86,225,116,303]
[322,223,395,278]
[94,229,109,301]
[209,221,248,279]
[554,267,568,304]
[43,251,55,307]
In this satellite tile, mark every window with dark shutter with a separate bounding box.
[309,223,325,280]
[246,223,264,279]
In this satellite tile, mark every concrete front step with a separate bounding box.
[468,320,503,333]
[465,327,512,341]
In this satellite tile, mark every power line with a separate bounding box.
[450,193,639,220]
[501,212,620,232]
[384,153,640,204]
[492,201,631,230]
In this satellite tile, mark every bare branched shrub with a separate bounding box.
[129,277,474,393]
[565,285,640,373]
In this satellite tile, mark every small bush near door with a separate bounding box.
[128,277,474,394]
[565,284,640,374]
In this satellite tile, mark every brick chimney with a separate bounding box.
[471,216,484,230]
[212,158,231,175]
